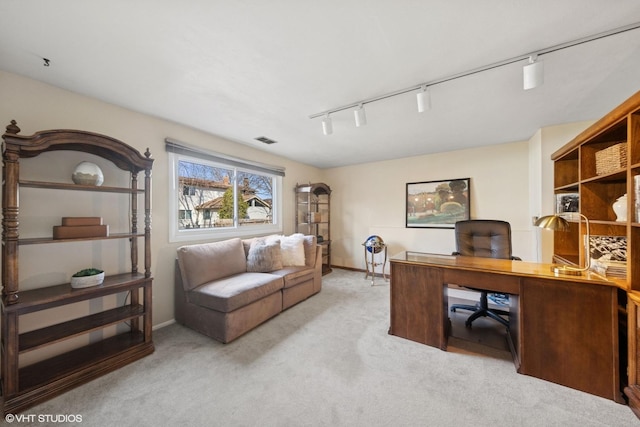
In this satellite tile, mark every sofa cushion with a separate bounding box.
[269,266,314,288]
[188,272,284,312]
[247,238,283,272]
[177,238,247,291]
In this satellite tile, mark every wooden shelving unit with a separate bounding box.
[550,90,640,419]
[295,183,332,275]
[1,121,154,415]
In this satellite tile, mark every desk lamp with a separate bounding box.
[535,213,590,276]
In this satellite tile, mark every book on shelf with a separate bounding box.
[589,235,627,279]
[590,259,627,279]
[53,224,109,239]
[635,174,640,222]
[61,216,103,226]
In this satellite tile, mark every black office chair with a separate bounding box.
[449,220,520,329]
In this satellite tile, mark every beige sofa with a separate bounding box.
[174,234,322,343]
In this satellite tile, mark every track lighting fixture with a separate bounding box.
[354,104,367,127]
[417,86,430,113]
[523,55,544,90]
[322,114,333,135]
[309,21,640,134]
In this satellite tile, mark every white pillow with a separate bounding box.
[279,233,306,266]
[246,238,283,272]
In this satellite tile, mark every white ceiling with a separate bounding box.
[2,1,640,168]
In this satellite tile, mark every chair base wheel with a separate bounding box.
[450,291,509,329]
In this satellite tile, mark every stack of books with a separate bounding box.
[590,259,627,279]
[589,235,627,279]
[53,217,109,239]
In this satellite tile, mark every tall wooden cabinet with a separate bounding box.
[550,90,640,418]
[295,183,331,274]
[1,121,154,414]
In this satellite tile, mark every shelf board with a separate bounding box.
[19,180,145,193]
[589,219,629,226]
[582,169,627,183]
[18,331,150,393]
[20,304,146,353]
[6,273,151,314]
[18,232,145,245]
[554,183,579,192]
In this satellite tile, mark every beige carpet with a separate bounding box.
[23,269,638,426]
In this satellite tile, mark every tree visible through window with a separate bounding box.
[175,160,275,230]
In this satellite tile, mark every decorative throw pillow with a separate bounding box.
[280,233,306,266]
[246,238,283,272]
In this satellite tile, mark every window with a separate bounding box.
[166,138,284,242]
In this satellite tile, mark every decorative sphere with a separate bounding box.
[72,161,104,186]
[365,235,384,253]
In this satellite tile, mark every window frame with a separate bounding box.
[168,151,283,243]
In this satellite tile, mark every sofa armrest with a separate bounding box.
[314,244,323,269]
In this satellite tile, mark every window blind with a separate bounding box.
[165,137,285,177]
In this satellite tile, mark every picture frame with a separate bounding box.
[556,192,579,214]
[406,178,470,228]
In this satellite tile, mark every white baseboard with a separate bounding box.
[153,319,176,330]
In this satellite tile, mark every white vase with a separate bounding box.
[612,193,627,222]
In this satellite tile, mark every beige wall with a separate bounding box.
[530,121,593,263]
[0,70,594,336]
[324,141,533,272]
[0,71,322,335]
[324,122,592,274]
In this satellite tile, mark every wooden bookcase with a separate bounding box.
[550,90,640,418]
[1,121,154,414]
[295,183,332,274]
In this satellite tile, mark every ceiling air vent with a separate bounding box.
[255,136,277,145]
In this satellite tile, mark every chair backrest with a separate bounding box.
[454,220,513,260]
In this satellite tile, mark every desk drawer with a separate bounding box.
[444,270,520,294]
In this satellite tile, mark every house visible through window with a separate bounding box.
[167,139,284,242]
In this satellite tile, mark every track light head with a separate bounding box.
[523,55,544,90]
[322,114,333,136]
[354,104,367,127]
[417,86,430,113]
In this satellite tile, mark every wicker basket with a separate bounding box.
[595,142,627,175]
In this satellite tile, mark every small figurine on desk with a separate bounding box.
[363,235,388,285]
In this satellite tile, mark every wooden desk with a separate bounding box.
[389,251,625,403]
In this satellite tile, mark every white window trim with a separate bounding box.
[168,151,283,243]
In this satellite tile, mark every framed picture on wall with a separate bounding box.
[406,178,470,228]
